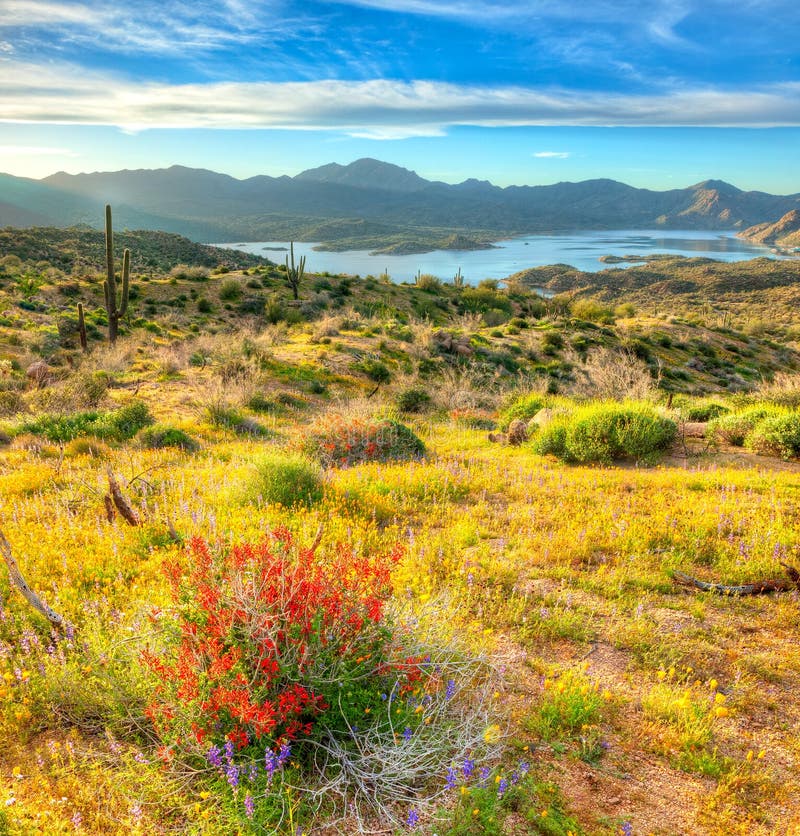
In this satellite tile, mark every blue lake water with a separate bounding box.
[221,230,794,286]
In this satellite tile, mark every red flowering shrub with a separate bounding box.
[142,529,413,756]
[300,416,425,467]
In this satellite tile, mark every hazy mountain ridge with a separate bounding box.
[1,159,798,249]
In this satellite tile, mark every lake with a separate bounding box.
[221,230,794,285]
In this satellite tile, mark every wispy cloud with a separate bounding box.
[0,0,293,55]
[533,151,570,158]
[1,63,798,132]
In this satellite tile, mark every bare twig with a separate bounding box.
[0,528,69,630]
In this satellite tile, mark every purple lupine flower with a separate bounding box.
[518,760,530,775]
[226,763,240,788]
[277,743,291,766]
[478,766,491,787]
[621,823,633,836]
[462,758,475,779]
[134,751,149,764]
[71,811,83,830]
[248,762,258,782]
[130,802,143,822]
[406,809,420,828]
[265,750,277,782]
[223,740,235,762]
[445,679,456,700]
[244,794,255,818]
[445,766,458,789]
[497,778,509,798]
[207,745,223,767]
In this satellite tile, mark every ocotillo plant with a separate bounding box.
[284,241,305,300]
[103,205,130,344]
[76,302,87,352]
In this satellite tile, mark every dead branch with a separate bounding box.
[103,493,115,522]
[0,528,69,630]
[106,467,140,526]
[673,567,800,596]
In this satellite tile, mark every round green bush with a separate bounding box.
[395,386,432,414]
[745,413,800,460]
[139,423,199,452]
[247,452,324,507]
[533,403,676,465]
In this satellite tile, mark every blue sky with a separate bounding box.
[0,0,798,191]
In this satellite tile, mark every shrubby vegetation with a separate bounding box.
[531,402,677,464]
[301,416,425,467]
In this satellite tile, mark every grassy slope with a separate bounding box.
[1,236,800,834]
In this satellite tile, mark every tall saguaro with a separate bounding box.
[103,204,130,344]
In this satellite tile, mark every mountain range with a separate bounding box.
[1,159,799,252]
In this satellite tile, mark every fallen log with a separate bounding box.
[673,566,800,596]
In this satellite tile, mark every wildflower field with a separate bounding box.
[1,244,800,834]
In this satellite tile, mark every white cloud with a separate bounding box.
[533,151,570,158]
[1,63,799,132]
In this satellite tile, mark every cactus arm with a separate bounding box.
[118,248,130,318]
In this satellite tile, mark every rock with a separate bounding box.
[529,407,555,427]
[26,361,51,388]
[488,432,507,444]
[507,419,528,445]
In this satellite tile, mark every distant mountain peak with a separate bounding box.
[295,158,430,192]
[689,179,741,194]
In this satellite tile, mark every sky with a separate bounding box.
[0,0,799,191]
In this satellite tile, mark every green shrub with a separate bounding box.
[677,399,729,422]
[565,403,675,464]
[92,401,153,441]
[219,279,243,301]
[245,452,324,507]
[745,413,800,460]
[415,273,442,292]
[530,419,568,458]
[498,393,547,431]
[139,423,199,452]
[708,406,786,446]
[204,402,270,436]
[395,387,432,414]
[0,390,24,417]
[571,298,614,324]
[532,403,676,464]
[18,401,152,443]
[355,358,391,384]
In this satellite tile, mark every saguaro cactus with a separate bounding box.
[103,204,130,344]
[284,241,305,301]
